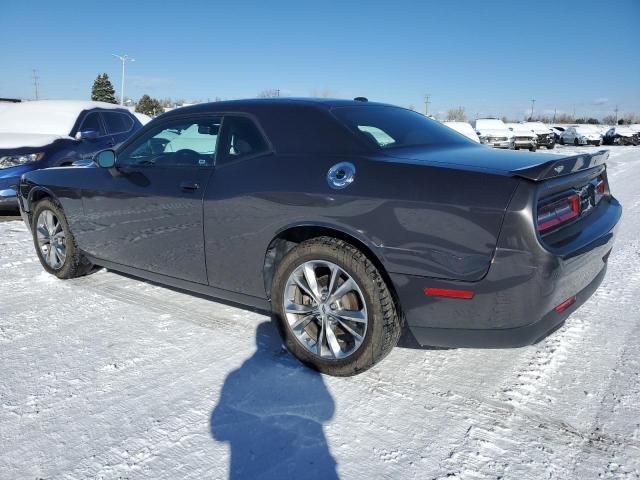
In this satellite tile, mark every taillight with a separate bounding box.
[537,194,581,233]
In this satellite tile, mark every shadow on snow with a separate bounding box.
[211,322,339,479]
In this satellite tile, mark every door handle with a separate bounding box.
[180,181,200,191]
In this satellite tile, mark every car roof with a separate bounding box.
[160,97,395,117]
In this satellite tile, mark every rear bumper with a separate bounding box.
[393,190,621,348]
[402,264,606,348]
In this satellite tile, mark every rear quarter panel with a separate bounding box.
[203,152,519,298]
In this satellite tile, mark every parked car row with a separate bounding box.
[442,118,640,149]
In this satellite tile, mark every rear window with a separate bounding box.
[79,112,105,136]
[103,111,134,134]
[332,106,471,149]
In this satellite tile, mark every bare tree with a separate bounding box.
[446,106,466,122]
[257,89,281,98]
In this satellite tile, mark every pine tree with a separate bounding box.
[91,73,117,104]
[136,94,164,116]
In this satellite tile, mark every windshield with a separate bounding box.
[522,122,548,132]
[332,105,472,149]
[476,119,506,130]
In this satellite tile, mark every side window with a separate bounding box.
[79,112,105,136]
[103,111,134,134]
[220,116,269,164]
[117,117,221,168]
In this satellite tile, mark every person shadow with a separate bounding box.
[211,322,339,480]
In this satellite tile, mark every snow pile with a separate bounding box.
[0,132,72,149]
[0,100,125,138]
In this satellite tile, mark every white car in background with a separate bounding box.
[471,118,514,149]
[520,121,555,149]
[559,125,603,146]
[505,123,537,151]
[443,121,480,143]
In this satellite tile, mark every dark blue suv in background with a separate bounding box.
[0,100,142,208]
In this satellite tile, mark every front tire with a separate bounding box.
[547,143,556,150]
[31,199,93,279]
[271,237,401,376]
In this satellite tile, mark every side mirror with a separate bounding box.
[76,130,99,141]
[95,149,116,168]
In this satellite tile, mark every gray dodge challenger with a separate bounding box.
[17,98,621,376]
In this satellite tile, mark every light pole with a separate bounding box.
[112,54,135,105]
[530,98,536,120]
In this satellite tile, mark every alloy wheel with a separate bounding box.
[283,260,368,360]
[36,210,66,270]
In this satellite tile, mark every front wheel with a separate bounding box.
[32,199,94,279]
[574,138,580,146]
[271,237,401,376]
[529,145,537,152]
[547,143,556,150]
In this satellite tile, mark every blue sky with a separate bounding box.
[1,0,638,119]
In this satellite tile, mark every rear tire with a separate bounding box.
[271,237,401,376]
[529,145,537,152]
[574,138,579,146]
[560,138,565,145]
[547,143,555,149]
[31,199,94,279]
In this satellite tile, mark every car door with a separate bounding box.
[202,115,274,294]
[78,114,221,284]
[102,110,138,148]
[66,110,115,164]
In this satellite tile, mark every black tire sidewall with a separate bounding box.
[31,199,87,279]
[271,240,393,376]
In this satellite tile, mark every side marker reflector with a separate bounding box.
[554,296,576,313]
[424,288,474,300]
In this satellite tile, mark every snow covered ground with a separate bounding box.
[1,146,639,479]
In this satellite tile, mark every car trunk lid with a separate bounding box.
[382,144,608,181]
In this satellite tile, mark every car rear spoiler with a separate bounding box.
[511,150,609,182]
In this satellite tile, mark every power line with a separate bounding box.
[32,69,40,100]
